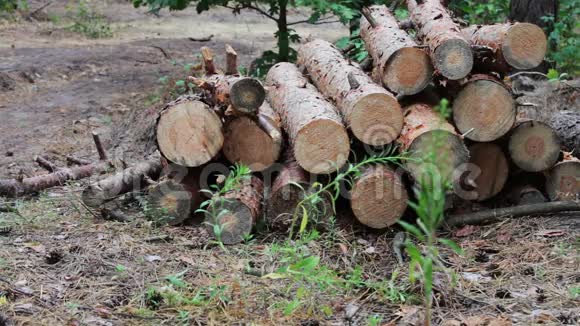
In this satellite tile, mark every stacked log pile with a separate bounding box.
[2,3,577,245]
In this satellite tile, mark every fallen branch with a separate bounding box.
[446,201,580,227]
[34,155,58,172]
[188,34,214,42]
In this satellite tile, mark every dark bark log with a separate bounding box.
[207,74,266,115]
[266,62,350,174]
[360,5,433,95]
[298,38,403,145]
[35,155,58,172]
[92,131,108,161]
[509,0,558,31]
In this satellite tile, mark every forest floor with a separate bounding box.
[0,1,579,325]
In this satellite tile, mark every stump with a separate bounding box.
[508,121,561,172]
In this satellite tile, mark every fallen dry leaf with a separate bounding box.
[496,230,512,244]
[454,225,480,237]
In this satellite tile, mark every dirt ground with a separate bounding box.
[0,1,579,325]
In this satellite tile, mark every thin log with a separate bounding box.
[207,74,266,115]
[462,23,547,71]
[92,132,108,161]
[360,5,432,95]
[350,164,408,229]
[361,7,377,28]
[147,170,202,225]
[222,101,282,171]
[406,0,473,80]
[82,155,162,207]
[0,161,112,197]
[446,201,580,227]
[225,44,238,75]
[156,96,224,167]
[201,46,217,75]
[35,155,58,172]
[508,121,561,172]
[66,155,92,166]
[205,176,263,245]
[297,38,403,145]
[545,155,579,201]
[266,62,350,174]
[452,75,515,141]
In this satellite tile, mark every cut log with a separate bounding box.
[508,121,561,172]
[452,75,515,141]
[462,23,547,71]
[465,143,509,201]
[545,156,580,201]
[208,74,266,115]
[508,184,547,205]
[266,62,350,174]
[397,103,469,183]
[205,176,263,245]
[0,161,112,197]
[82,155,162,207]
[222,101,282,171]
[147,170,202,225]
[156,96,224,167]
[298,38,403,145]
[406,0,473,80]
[350,164,408,229]
[360,5,433,95]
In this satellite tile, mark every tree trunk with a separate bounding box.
[297,38,403,146]
[156,96,224,167]
[406,0,473,80]
[360,5,433,95]
[350,164,408,229]
[509,0,558,31]
[462,23,547,71]
[205,176,264,245]
[508,120,561,172]
[147,169,202,225]
[397,103,469,183]
[207,74,266,115]
[545,155,579,201]
[266,62,350,174]
[464,143,509,201]
[82,155,163,207]
[452,75,515,141]
[222,101,283,172]
[0,161,112,197]
[277,0,290,62]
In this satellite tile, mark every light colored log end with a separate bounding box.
[148,180,194,225]
[384,47,433,95]
[349,93,403,146]
[546,160,580,201]
[206,200,253,245]
[509,121,561,172]
[453,79,515,142]
[294,119,350,174]
[434,38,473,80]
[503,23,547,70]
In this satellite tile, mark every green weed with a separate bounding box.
[67,0,112,39]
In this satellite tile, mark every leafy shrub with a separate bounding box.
[67,0,112,39]
[448,0,509,24]
[543,0,579,74]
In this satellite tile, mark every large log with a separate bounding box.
[359,5,433,95]
[205,176,263,245]
[82,155,163,207]
[146,170,202,225]
[397,103,469,184]
[406,0,473,80]
[545,155,579,201]
[156,96,224,167]
[0,161,112,197]
[297,38,403,145]
[508,121,561,172]
[466,143,509,201]
[222,101,282,171]
[462,23,547,71]
[266,62,350,174]
[452,75,515,142]
[350,164,408,229]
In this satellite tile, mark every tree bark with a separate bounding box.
[452,75,515,141]
[297,38,403,145]
[205,176,264,245]
[147,169,202,225]
[0,161,112,197]
[464,143,509,201]
[82,155,162,207]
[509,0,558,31]
[397,103,469,183]
[350,164,408,229]
[266,62,350,174]
[360,5,433,95]
[508,120,561,172]
[545,155,579,201]
[462,23,547,71]
[156,96,224,167]
[222,101,283,172]
[406,0,473,80]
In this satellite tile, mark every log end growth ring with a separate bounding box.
[453,79,515,142]
[546,161,580,201]
[156,100,224,167]
[230,78,266,113]
[294,119,350,174]
[503,23,547,70]
[350,93,403,146]
[383,47,433,95]
[434,39,473,80]
[148,180,193,226]
[509,121,561,172]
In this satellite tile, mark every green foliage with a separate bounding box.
[67,0,113,39]
[0,0,18,14]
[543,0,579,75]
[448,0,508,24]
